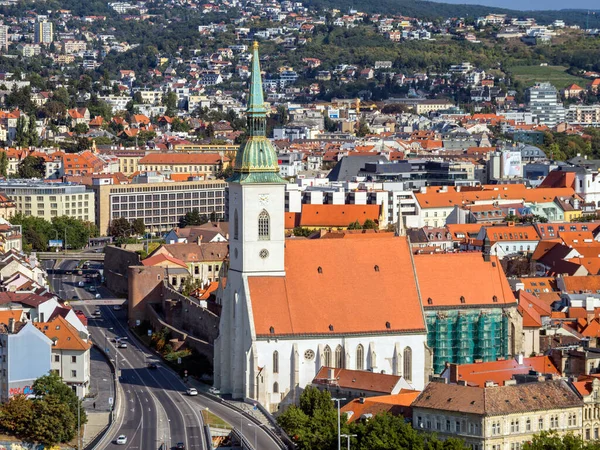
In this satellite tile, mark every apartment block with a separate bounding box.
[0,181,95,222]
[93,176,227,235]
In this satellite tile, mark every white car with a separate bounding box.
[208,387,220,395]
[186,388,198,396]
[116,435,127,445]
[117,342,128,349]
[95,293,101,299]
[113,305,122,311]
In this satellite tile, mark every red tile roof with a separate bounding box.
[247,236,425,337]
[298,204,381,228]
[414,253,514,307]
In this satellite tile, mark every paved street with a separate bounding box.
[47,258,285,450]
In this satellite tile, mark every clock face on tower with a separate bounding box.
[259,194,269,205]
[259,249,269,259]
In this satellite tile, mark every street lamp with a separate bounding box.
[332,398,346,450]
[341,434,357,450]
[247,423,257,449]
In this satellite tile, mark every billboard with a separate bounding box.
[48,240,63,248]
[502,151,522,177]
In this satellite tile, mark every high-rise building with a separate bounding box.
[0,24,9,51]
[34,20,53,44]
[527,82,565,127]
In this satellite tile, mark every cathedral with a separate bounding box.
[213,43,433,412]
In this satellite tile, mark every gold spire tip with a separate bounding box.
[252,41,259,50]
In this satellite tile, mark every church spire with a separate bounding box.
[229,41,284,184]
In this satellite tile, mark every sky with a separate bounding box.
[436,0,598,10]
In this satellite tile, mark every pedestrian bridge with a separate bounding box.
[36,252,105,261]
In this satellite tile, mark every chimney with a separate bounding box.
[484,381,496,387]
[359,397,365,404]
[420,186,427,194]
[8,318,14,334]
[197,235,203,245]
[517,354,524,365]
[329,367,335,380]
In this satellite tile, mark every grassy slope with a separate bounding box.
[508,65,590,88]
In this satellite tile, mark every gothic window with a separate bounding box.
[258,209,270,240]
[323,345,332,367]
[335,345,344,369]
[273,351,279,374]
[234,209,239,240]
[403,347,412,382]
[273,382,279,393]
[356,344,364,371]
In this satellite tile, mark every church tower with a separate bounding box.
[215,42,286,399]
[228,41,286,275]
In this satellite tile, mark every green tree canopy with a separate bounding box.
[17,155,45,178]
[179,209,208,228]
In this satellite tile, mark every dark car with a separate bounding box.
[147,362,159,369]
[175,443,185,450]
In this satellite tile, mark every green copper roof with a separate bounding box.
[247,41,267,116]
[229,42,285,184]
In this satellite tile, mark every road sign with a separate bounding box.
[147,330,152,336]
[108,397,113,406]
[49,239,63,248]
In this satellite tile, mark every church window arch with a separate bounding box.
[273,382,279,393]
[356,344,364,370]
[258,209,270,240]
[234,209,239,240]
[335,345,344,369]
[273,350,279,374]
[323,345,332,367]
[404,347,412,382]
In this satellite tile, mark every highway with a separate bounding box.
[46,259,286,450]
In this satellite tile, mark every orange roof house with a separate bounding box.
[440,355,560,387]
[34,316,91,351]
[296,204,382,229]
[341,391,421,423]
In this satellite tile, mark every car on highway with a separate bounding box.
[208,387,220,395]
[147,362,159,369]
[89,286,96,292]
[117,342,128,349]
[116,435,127,445]
[95,293,101,299]
[78,281,85,287]
[175,443,186,450]
[186,388,198,396]
[112,337,121,342]
[113,305,122,311]
[94,308,101,316]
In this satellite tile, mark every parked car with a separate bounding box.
[208,387,220,395]
[116,435,127,445]
[186,388,198,396]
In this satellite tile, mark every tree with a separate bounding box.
[132,218,146,236]
[356,119,371,137]
[30,394,76,446]
[278,386,339,450]
[293,227,313,237]
[15,116,28,147]
[0,151,8,177]
[51,216,95,250]
[348,220,362,230]
[17,156,45,178]
[10,213,54,251]
[109,217,133,239]
[362,219,378,229]
[72,123,89,135]
[162,90,178,116]
[28,114,38,147]
[179,209,208,228]
[353,412,422,450]
[216,165,233,180]
[523,430,596,450]
[181,276,203,296]
[0,395,34,438]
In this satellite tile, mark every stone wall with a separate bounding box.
[145,302,214,359]
[162,283,220,343]
[105,245,141,295]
